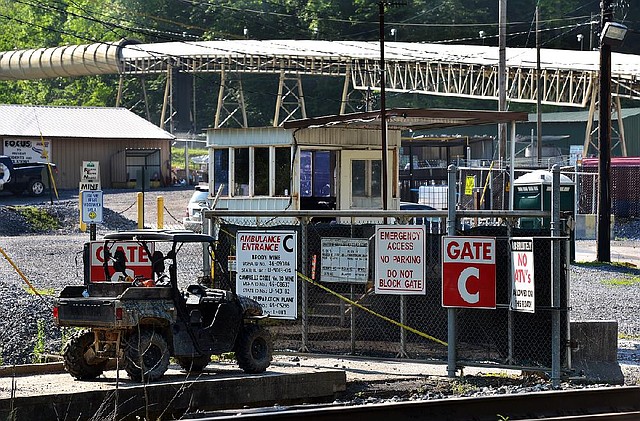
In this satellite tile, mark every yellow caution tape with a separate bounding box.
[296,271,447,347]
[0,246,42,297]
[218,224,446,347]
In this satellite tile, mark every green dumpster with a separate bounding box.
[513,170,574,229]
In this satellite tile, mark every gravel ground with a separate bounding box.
[1,189,639,399]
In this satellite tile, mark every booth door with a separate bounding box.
[339,150,383,210]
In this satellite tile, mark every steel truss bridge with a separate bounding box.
[1,39,640,154]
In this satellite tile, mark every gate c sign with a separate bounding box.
[442,236,496,309]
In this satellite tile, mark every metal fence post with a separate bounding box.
[447,164,458,377]
[300,217,309,352]
[398,295,408,357]
[551,164,561,386]
[507,220,514,364]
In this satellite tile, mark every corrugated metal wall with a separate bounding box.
[37,137,170,189]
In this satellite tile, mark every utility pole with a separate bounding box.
[498,0,507,207]
[597,0,613,262]
[378,2,405,210]
[536,6,542,163]
[379,1,389,211]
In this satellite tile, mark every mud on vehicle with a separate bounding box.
[53,230,272,382]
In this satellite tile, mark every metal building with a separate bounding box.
[0,104,174,190]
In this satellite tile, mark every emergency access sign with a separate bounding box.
[375,225,426,295]
[442,236,496,308]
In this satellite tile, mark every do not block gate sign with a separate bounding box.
[442,236,496,308]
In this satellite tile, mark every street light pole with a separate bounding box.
[597,0,613,262]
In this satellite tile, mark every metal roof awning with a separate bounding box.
[283,108,528,131]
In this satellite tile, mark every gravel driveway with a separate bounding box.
[0,188,639,386]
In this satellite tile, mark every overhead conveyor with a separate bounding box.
[0,38,135,80]
[1,39,640,151]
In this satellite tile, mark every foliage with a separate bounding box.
[450,380,478,395]
[0,0,639,128]
[601,276,640,287]
[171,147,208,170]
[12,206,59,231]
[31,319,46,364]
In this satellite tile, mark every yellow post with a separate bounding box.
[79,195,86,232]
[157,196,164,229]
[137,192,144,229]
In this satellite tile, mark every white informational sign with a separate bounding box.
[236,231,298,319]
[82,161,100,181]
[82,190,103,224]
[510,238,535,313]
[79,181,101,191]
[320,237,369,283]
[569,145,583,166]
[374,225,426,295]
[3,138,51,163]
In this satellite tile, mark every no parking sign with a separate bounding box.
[442,236,496,309]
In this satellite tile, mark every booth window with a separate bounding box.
[254,147,269,196]
[234,148,249,196]
[300,150,333,197]
[213,149,229,195]
[275,147,291,196]
[352,159,381,199]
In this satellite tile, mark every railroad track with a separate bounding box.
[196,386,640,420]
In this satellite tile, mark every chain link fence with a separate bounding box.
[207,204,569,372]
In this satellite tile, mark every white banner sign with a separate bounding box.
[320,237,369,283]
[374,225,426,295]
[236,231,298,319]
[3,139,51,163]
[510,238,535,313]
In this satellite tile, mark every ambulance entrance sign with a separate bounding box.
[442,236,496,308]
[236,231,297,320]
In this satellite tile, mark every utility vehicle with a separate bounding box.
[53,229,272,382]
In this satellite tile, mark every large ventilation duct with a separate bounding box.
[0,39,137,81]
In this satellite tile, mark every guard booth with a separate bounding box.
[206,125,400,217]
[206,109,528,217]
[513,169,575,229]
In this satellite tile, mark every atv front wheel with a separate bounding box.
[235,324,272,373]
[176,354,211,372]
[63,330,108,380]
[124,329,170,382]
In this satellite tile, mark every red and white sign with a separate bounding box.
[510,238,535,313]
[89,241,153,282]
[375,225,426,295]
[442,236,496,308]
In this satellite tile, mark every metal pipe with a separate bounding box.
[300,217,309,352]
[447,164,457,378]
[203,208,548,219]
[551,164,561,386]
